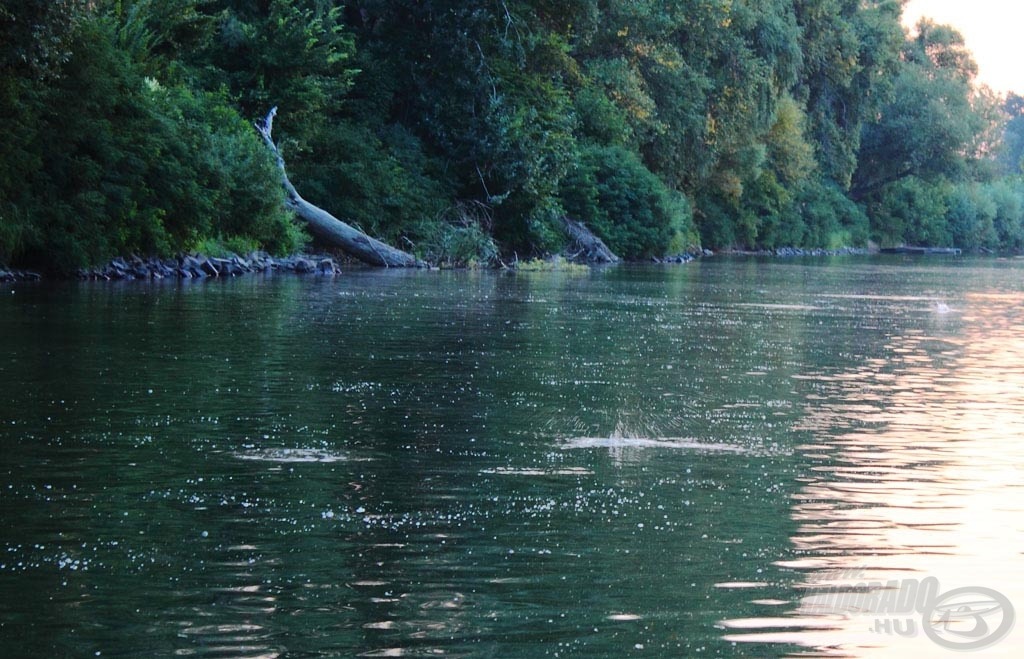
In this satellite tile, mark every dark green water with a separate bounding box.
[2,257,1023,657]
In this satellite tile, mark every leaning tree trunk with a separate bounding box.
[256,107,424,268]
[562,217,620,263]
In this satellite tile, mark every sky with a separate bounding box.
[902,0,1024,94]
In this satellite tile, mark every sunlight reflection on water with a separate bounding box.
[723,289,1024,656]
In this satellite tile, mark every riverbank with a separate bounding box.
[0,268,42,282]
[78,253,344,281]
[4,251,697,281]
[715,246,875,258]
[0,244,961,283]
[1,253,344,283]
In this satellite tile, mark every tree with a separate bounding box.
[0,6,300,272]
[792,0,903,189]
[255,107,424,267]
[8,0,1024,271]
[999,94,1024,175]
[0,0,87,78]
[344,1,581,253]
[196,0,356,147]
[855,19,989,195]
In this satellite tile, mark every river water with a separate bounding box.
[1,256,1023,657]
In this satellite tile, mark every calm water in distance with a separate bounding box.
[2,256,1023,657]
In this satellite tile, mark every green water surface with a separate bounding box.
[2,257,1023,657]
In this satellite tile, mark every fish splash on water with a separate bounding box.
[233,447,363,463]
[561,436,747,453]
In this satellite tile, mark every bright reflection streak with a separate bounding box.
[722,292,1024,656]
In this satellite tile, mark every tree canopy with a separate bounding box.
[2,0,1023,272]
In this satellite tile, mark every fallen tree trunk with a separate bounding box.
[562,217,620,263]
[256,107,425,268]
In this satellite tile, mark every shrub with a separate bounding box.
[987,179,1024,249]
[799,180,869,248]
[292,122,449,246]
[869,178,951,247]
[0,15,301,272]
[946,184,997,249]
[560,145,693,259]
[417,201,500,268]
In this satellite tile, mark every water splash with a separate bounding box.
[479,467,594,476]
[233,447,364,463]
[561,420,748,453]
[561,437,747,453]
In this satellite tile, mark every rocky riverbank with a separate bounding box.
[648,246,870,262]
[0,268,42,282]
[650,249,714,264]
[1,252,342,283]
[76,253,342,281]
[718,246,874,257]
[1,246,882,283]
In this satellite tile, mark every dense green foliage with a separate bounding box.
[3,0,1024,272]
[560,145,692,259]
[0,2,302,272]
